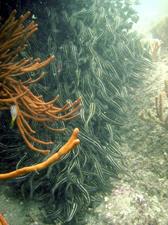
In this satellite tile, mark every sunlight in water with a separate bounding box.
[134,0,168,32]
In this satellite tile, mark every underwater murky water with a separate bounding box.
[0,0,168,224]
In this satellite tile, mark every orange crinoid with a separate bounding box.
[0,10,81,179]
[0,213,9,225]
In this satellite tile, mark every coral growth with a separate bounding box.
[140,80,168,129]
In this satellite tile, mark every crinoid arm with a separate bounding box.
[0,128,80,180]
